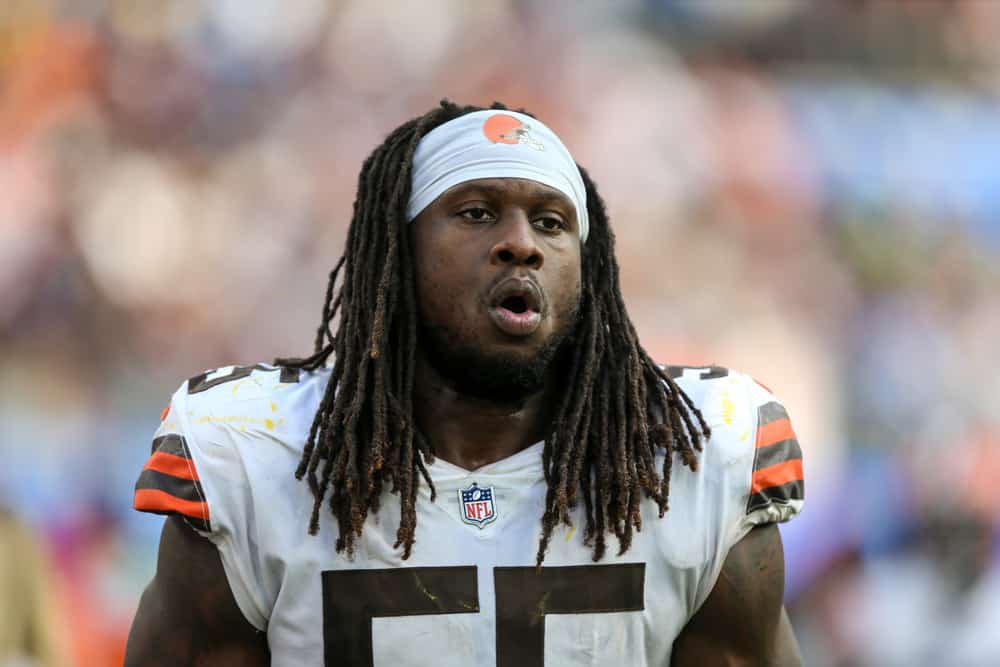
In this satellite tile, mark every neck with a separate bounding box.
[412,355,556,471]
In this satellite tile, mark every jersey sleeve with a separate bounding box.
[743,379,804,526]
[133,387,212,533]
[682,369,805,613]
[133,431,211,532]
[132,370,279,631]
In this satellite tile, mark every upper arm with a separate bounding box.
[671,524,802,667]
[125,516,269,667]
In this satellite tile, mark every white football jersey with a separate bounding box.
[134,363,803,666]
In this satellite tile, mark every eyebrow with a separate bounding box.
[451,183,575,209]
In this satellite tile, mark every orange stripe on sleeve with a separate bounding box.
[133,488,210,520]
[751,459,804,495]
[756,418,796,449]
[143,451,200,481]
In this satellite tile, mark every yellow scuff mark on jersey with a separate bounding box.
[412,574,441,607]
[231,378,251,396]
[740,430,749,442]
[535,592,552,621]
[191,414,283,431]
[564,524,576,542]
[270,401,278,412]
[717,387,734,426]
[195,415,252,425]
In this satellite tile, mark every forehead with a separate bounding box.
[434,178,576,210]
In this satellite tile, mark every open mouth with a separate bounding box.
[500,295,531,314]
[488,280,543,336]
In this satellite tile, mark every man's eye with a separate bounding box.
[536,217,565,232]
[459,207,493,221]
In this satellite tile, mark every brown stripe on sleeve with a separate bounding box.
[747,479,804,515]
[135,469,206,503]
[757,401,788,426]
[135,434,211,531]
[753,436,803,473]
[151,433,193,458]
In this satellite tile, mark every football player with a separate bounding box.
[126,101,805,666]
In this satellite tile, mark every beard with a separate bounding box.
[418,303,580,406]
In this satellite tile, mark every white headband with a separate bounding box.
[406,110,589,243]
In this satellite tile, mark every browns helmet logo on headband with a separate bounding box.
[482,114,544,151]
[407,109,587,240]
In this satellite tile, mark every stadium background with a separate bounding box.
[2,1,999,665]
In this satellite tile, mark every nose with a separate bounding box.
[489,214,544,269]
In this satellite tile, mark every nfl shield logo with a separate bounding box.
[459,482,497,528]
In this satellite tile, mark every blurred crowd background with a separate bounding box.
[2,1,999,665]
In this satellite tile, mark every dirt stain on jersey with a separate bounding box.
[721,389,735,426]
[414,575,438,603]
[192,414,285,431]
[534,591,552,623]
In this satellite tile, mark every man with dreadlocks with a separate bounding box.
[126,101,805,666]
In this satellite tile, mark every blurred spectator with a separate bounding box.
[0,509,66,667]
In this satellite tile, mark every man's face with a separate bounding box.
[411,178,583,403]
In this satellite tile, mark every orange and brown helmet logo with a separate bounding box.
[482,113,544,151]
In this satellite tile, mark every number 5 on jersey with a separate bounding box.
[323,563,645,667]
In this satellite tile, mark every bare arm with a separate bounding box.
[671,524,803,666]
[125,516,270,667]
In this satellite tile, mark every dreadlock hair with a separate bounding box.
[276,100,711,565]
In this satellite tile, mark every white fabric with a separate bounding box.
[406,110,590,242]
[147,365,802,666]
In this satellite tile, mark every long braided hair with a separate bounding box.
[276,100,710,564]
